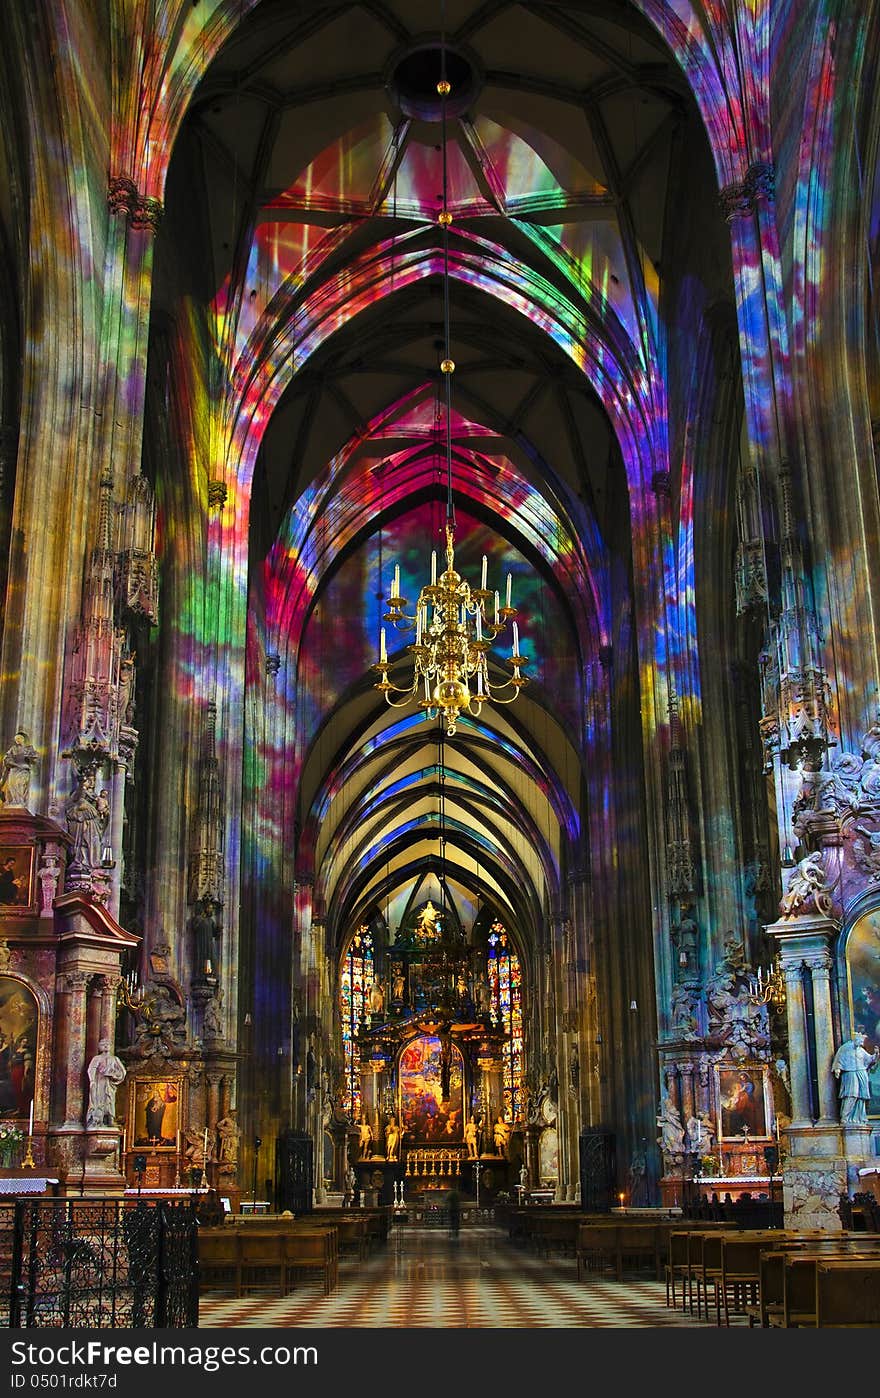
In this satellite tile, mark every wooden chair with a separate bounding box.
[239,1233,285,1296]
[664,1230,691,1309]
[711,1233,779,1326]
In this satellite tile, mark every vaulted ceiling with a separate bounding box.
[155,0,714,957]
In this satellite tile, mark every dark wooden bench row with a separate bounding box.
[663,1227,880,1325]
[198,1225,338,1295]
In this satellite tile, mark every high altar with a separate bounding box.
[343,900,523,1204]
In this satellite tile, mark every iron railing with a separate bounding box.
[1,1197,198,1328]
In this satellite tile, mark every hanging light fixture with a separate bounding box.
[373,32,528,737]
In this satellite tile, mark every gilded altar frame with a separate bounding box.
[128,1077,184,1152]
[714,1062,772,1142]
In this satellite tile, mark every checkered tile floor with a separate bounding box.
[199,1226,745,1328]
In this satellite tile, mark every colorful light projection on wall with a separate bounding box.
[340,925,374,1121]
[487,921,524,1123]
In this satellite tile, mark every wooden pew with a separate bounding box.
[782,1242,880,1327]
[198,1221,339,1297]
[282,1229,338,1295]
[197,1228,241,1295]
[814,1259,880,1326]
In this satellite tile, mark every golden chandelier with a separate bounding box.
[373,42,528,735]
[374,522,528,735]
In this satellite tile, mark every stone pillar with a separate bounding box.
[99,974,121,1046]
[766,915,846,1230]
[206,1072,221,1131]
[108,762,127,918]
[679,1064,695,1126]
[781,960,813,1125]
[807,950,838,1124]
[58,972,89,1126]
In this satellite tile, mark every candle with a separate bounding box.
[494,590,499,625]
[203,1126,209,1161]
[393,563,400,598]
[506,572,512,609]
[696,1119,701,1143]
[28,1099,33,1138]
[416,607,422,646]
[774,1115,780,1141]
[380,628,387,663]
[512,622,519,656]
[431,551,437,585]
[476,609,482,642]
[481,555,487,591]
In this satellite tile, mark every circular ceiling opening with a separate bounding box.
[388,43,482,121]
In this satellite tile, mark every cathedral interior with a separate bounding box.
[1,0,880,1329]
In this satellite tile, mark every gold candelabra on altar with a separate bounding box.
[746,960,786,1011]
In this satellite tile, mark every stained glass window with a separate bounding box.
[487,920,524,1122]
[340,926,374,1120]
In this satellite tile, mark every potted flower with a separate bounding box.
[0,1121,24,1169]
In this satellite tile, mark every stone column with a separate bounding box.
[206,1072,221,1131]
[806,949,838,1124]
[766,915,846,1230]
[58,972,89,1126]
[679,1064,695,1126]
[99,974,121,1046]
[781,959,812,1125]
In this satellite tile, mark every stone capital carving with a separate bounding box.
[107,174,138,219]
[58,971,89,993]
[130,196,163,232]
[720,161,775,222]
[207,480,228,511]
[107,175,163,231]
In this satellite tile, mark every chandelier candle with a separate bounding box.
[374,523,528,736]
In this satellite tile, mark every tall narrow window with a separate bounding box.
[340,926,373,1120]
[487,920,524,1122]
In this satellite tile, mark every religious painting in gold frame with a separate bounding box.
[0,976,38,1118]
[130,1079,182,1150]
[715,1063,771,1141]
[0,846,34,910]
[398,1033,464,1143]
[845,907,880,1118]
